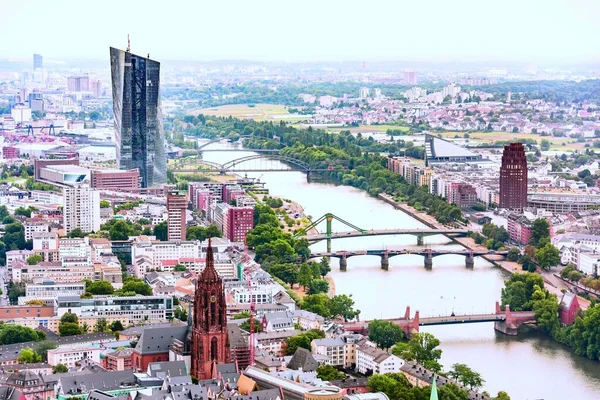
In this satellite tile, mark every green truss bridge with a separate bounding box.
[294,213,469,252]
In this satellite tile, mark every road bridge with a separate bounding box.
[197,135,283,150]
[311,248,507,270]
[199,148,281,153]
[341,302,535,337]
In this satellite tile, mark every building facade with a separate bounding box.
[91,169,140,191]
[499,143,528,209]
[62,184,101,234]
[167,191,187,241]
[110,47,166,188]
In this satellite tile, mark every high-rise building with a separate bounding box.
[191,238,230,379]
[167,190,187,241]
[403,70,417,85]
[63,184,101,234]
[110,47,166,188]
[500,143,528,210]
[226,207,254,242]
[33,54,43,70]
[67,75,90,92]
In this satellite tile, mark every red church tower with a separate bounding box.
[191,238,230,379]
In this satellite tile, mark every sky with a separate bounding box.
[1,0,599,64]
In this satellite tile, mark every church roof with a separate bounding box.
[199,238,219,283]
[134,325,188,355]
[286,348,318,372]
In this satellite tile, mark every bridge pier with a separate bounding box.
[494,320,518,336]
[416,234,424,246]
[327,238,332,254]
[424,253,433,270]
[339,255,347,272]
[381,253,389,271]
[465,254,474,268]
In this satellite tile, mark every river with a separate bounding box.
[201,142,600,400]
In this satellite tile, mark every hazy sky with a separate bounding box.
[1,0,599,64]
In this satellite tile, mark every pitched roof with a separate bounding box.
[134,325,188,355]
[199,238,219,282]
[286,348,318,372]
[148,360,188,378]
[228,324,248,349]
[58,370,137,395]
[0,387,24,400]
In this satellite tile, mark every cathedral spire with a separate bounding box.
[201,237,219,282]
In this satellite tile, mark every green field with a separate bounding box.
[193,103,308,122]
[327,124,410,134]
[438,131,582,151]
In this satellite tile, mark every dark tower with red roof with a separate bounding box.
[191,238,230,379]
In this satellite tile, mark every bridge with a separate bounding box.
[341,302,535,337]
[311,248,507,270]
[171,154,343,174]
[294,213,469,252]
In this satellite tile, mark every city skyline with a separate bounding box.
[2,0,599,64]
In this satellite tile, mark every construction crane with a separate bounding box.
[243,237,256,366]
[15,124,63,136]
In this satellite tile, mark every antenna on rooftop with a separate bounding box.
[126,34,131,52]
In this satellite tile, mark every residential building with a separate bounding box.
[254,330,302,356]
[3,147,19,159]
[446,183,477,208]
[47,345,103,368]
[261,311,295,332]
[225,207,254,242]
[500,143,528,210]
[91,169,140,191]
[507,213,533,245]
[356,342,404,375]
[110,47,166,188]
[0,306,54,321]
[403,70,417,85]
[0,371,56,400]
[67,75,90,92]
[23,220,49,241]
[292,310,325,331]
[102,348,134,371]
[63,184,101,234]
[311,338,345,367]
[167,190,187,241]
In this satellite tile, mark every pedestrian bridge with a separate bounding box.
[341,302,536,337]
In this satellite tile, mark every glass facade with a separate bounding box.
[110,47,166,188]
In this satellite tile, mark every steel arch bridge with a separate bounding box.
[197,135,283,150]
[171,154,338,174]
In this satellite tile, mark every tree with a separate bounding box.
[18,347,42,363]
[109,220,136,241]
[535,243,560,270]
[59,313,82,336]
[153,221,168,241]
[531,285,560,334]
[318,258,331,277]
[86,280,114,295]
[393,332,443,372]
[100,200,111,208]
[110,320,124,332]
[298,263,314,290]
[506,247,521,262]
[269,264,299,287]
[94,319,109,333]
[448,363,485,390]
[438,383,470,400]
[316,364,346,381]
[494,391,511,400]
[368,320,403,350]
[529,218,550,247]
[307,279,329,295]
[329,294,360,321]
[53,363,69,374]
[119,278,152,296]
[36,340,57,361]
[26,254,42,265]
[174,264,186,272]
[501,273,545,311]
[284,330,325,355]
[540,139,551,151]
[301,294,331,318]
[67,228,86,238]
[0,325,42,345]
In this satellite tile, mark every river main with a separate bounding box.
[202,144,600,400]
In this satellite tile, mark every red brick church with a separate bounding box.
[190,238,231,379]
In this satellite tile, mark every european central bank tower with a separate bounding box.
[110,47,166,188]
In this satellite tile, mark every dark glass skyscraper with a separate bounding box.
[110,47,166,188]
[500,143,528,209]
